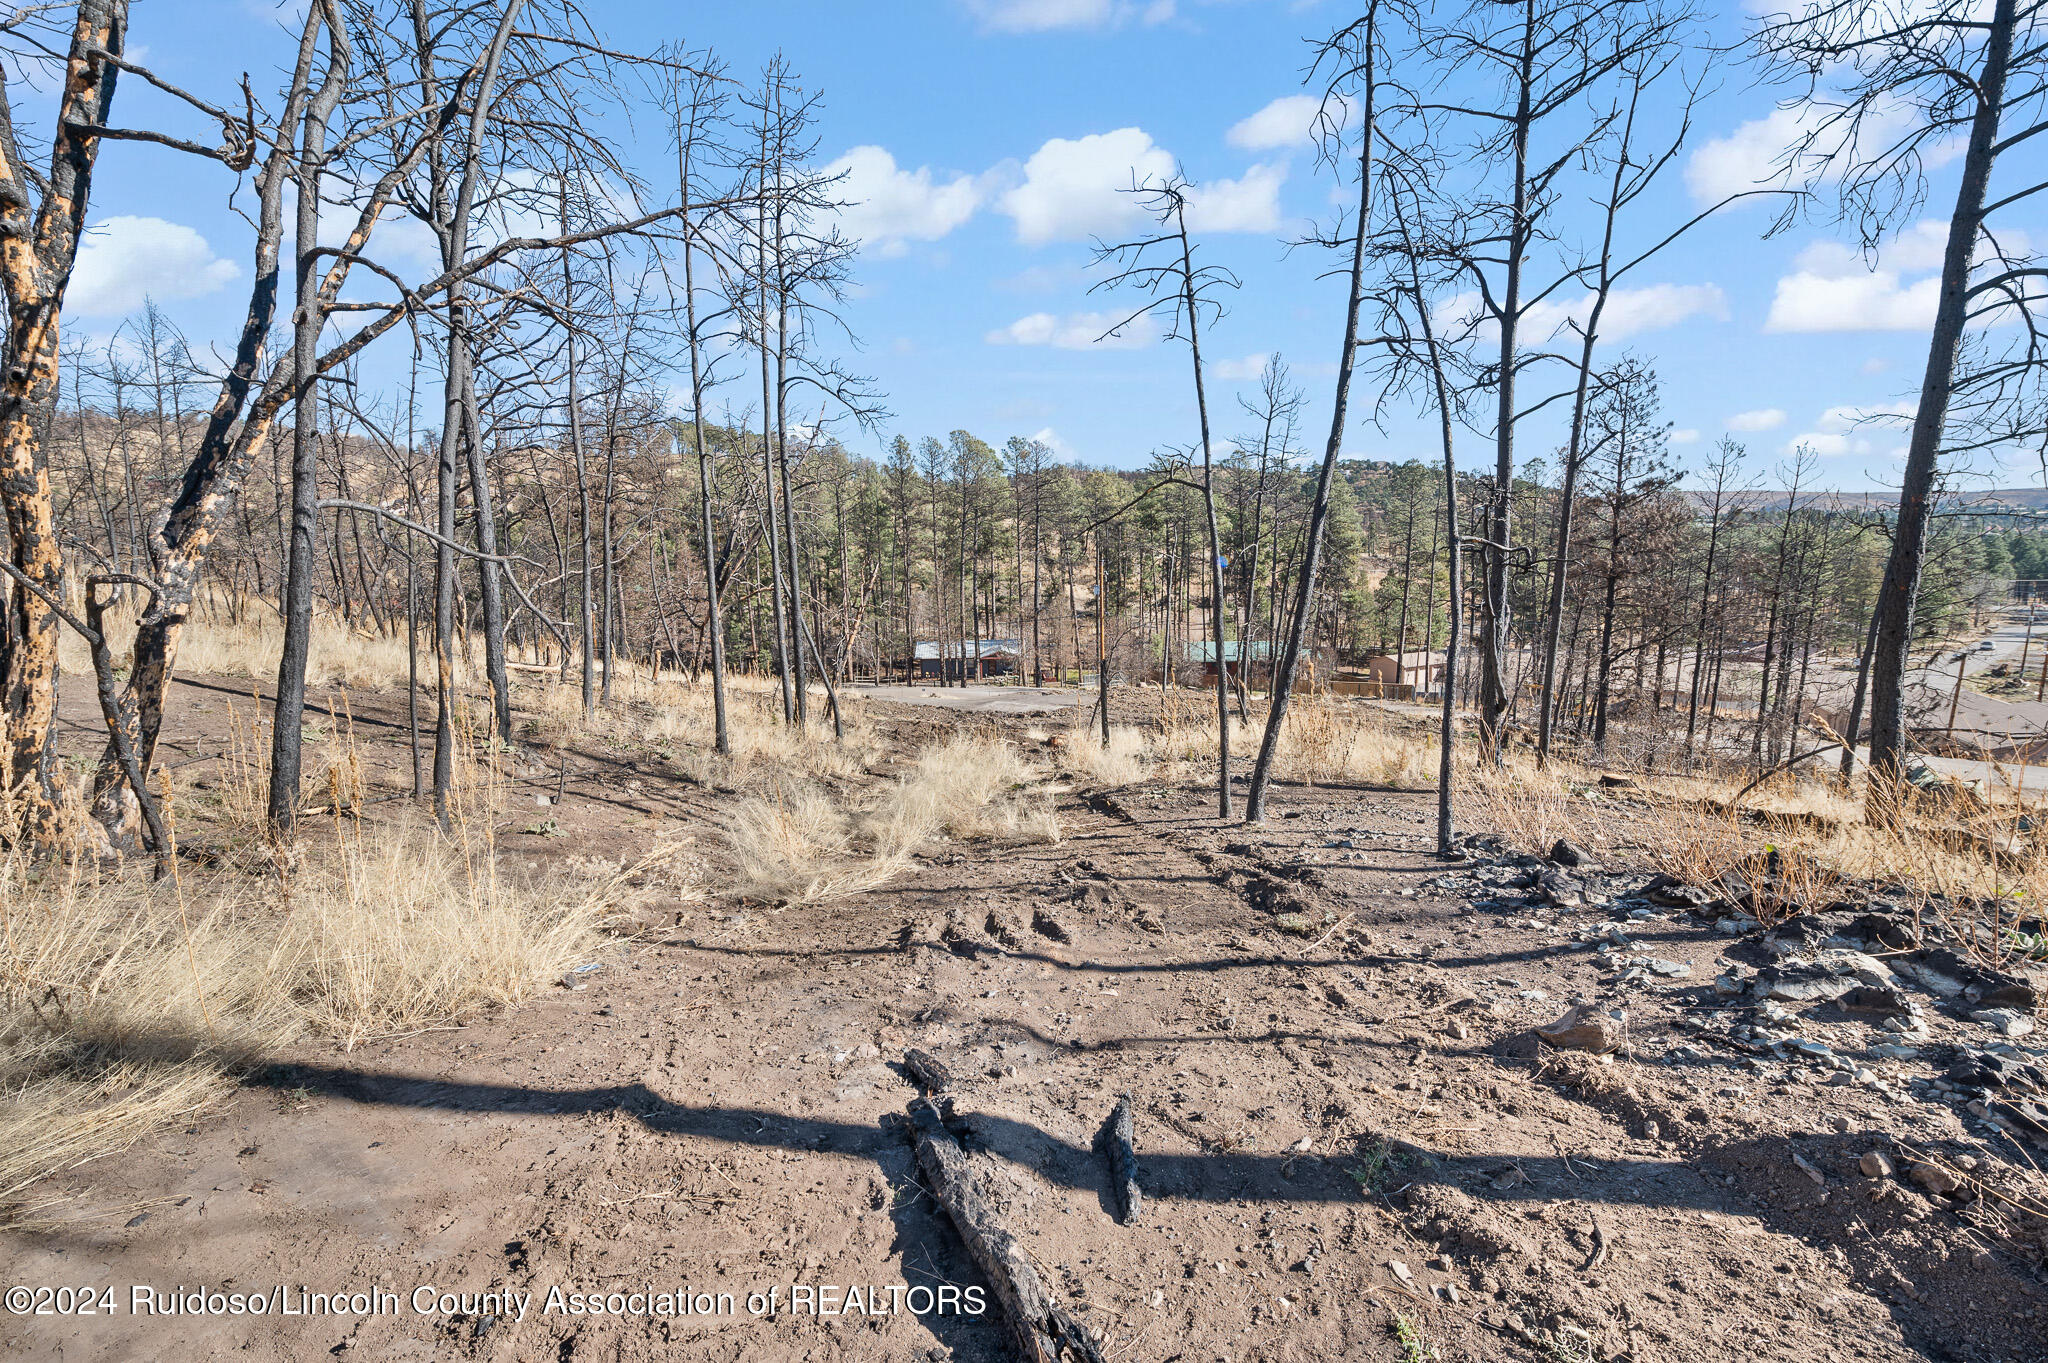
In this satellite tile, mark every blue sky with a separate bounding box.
[64,0,2038,492]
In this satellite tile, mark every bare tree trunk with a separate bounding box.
[678,96,730,752]
[0,0,136,845]
[267,4,350,832]
[1246,16,1375,822]
[1867,0,2016,808]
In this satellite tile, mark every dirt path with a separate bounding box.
[3,697,2045,1362]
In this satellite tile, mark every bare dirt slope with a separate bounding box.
[4,692,2045,1362]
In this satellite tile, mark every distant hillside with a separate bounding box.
[1692,487,2048,515]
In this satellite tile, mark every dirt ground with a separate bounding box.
[4,679,2046,1362]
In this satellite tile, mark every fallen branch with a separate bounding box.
[903,1048,956,1095]
[1095,1095,1142,1225]
[903,1093,1107,1363]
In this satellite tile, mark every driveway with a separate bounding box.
[851,683,1082,716]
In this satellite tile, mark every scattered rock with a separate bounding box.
[1714,965,1756,997]
[1859,1150,1895,1178]
[1536,1004,1623,1055]
[1908,1161,1963,1197]
[1971,1007,2036,1038]
[1848,912,1918,951]
[2004,1099,2048,1137]
[1549,838,1592,868]
[1753,962,1858,1004]
[1840,984,1915,1017]
[1754,950,1893,1003]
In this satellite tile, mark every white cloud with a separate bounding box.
[1443,281,1725,353]
[964,0,1171,32]
[1185,162,1286,234]
[825,146,983,257]
[985,309,1158,349]
[1766,267,1938,332]
[1227,94,1325,151]
[1523,282,1728,343]
[1685,97,1924,205]
[1767,218,2035,332]
[70,216,240,317]
[1670,428,1701,445]
[1000,128,1174,244]
[1784,400,1915,456]
[998,128,1280,244]
[1727,408,1786,432]
[1211,352,1270,381]
[1032,426,1082,462]
[1762,223,1953,333]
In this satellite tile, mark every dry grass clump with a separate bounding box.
[1135,696,1439,791]
[57,592,459,693]
[521,672,876,785]
[1059,725,1154,786]
[1284,701,1439,788]
[727,730,1059,905]
[868,729,1060,848]
[725,780,884,906]
[0,822,647,1220]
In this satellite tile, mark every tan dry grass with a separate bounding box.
[727,730,1059,906]
[0,821,659,1218]
[0,683,692,1222]
[520,672,877,786]
[1060,725,1154,786]
[58,593,463,693]
[1076,696,1440,792]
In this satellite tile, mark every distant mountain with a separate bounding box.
[1693,487,2048,515]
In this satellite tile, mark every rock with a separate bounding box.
[1792,1152,1826,1185]
[1893,951,1969,997]
[1754,963,1857,1004]
[1860,1151,1895,1178]
[1714,965,1756,997]
[1549,838,1592,868]
[1908,1161,1963,1196]
[1778,1038,1836,1064]
[1754,950,1894,1003]
[1536,1004,1624,1055]
[1848,912,1918,951]
[2007,1099,2048,1136]
[1840,984,1915,1017]
[1897,947,2038,1009]
[1951,1052,2048,1091]
[1646,958,1691,978]
[1756,999,1797,1026]
[1971,1007,2035,1037]
[1766,914,1841,956]
[1643,876,1714,911]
